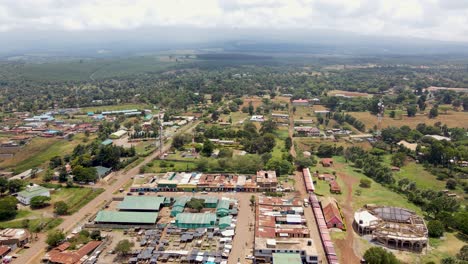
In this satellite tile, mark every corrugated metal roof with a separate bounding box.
[272,253,302,264]
[176,213,216,225]
[95,211,158,224]
[117,196,165,211]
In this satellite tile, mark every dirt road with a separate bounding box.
[333,163,361,263]
[14,121,200,264]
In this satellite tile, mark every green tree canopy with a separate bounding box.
[363,247,399,264]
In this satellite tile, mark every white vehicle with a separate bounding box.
[200,191,208,195]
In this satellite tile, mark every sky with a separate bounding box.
[1,0,468,43]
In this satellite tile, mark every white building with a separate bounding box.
[16,185,50,205]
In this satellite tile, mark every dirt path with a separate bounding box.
[333,163,361,263]
[14,121,200,264]
[288,104,296,157]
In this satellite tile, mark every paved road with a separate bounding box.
[14,121,200,264]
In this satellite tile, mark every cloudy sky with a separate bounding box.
[1,0,468,42]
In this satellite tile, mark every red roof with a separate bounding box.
[292,99,309,103]
[0,245,11,256]
[48,241,101,264]
[323,203,343,225]
[330,181,341,191]
[321,158,333,164]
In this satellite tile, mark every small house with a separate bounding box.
[321,158,333,167]
[323,202,344,229]
[329,181,341,194]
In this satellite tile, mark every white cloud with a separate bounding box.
[0,0,467,41]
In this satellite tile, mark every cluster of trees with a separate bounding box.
[0,178,26,195]
[344,147,394,184]
[316,144,344,158]
[195,155,264,174]
[332,112,365,131]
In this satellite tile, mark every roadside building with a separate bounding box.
[175,213,217,229]
[218,216,233,229]
[94,211,158,225]
[46,240,101,264]
[94,166,111,179]
[216,200,231,217]
[273,253,303,264]
[0,245,11,258]
[171,196,190,216]
[117,196,165,212]
[294,127,320,137]
[0,229,30,249]
[322,202,344,229]
[256,170,278,192]
[16,185,50,205]
[292,99,310,106]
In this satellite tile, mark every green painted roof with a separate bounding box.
[176,213,216,225]
[193,196,218,205]
[272,253,302,264]
[17,186,49,198]
[95,211,158,224]
[216,199,230,211]
[101,139,113,146]
[218,216,232,227]
[94,166,111,177]
[117,196,165,211]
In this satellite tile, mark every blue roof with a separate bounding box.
[101,139,113,145]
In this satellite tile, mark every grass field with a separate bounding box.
[51,187,104,214]
[349,111,468,129]
[0,133,92,174]
[220,111,249,125]
[0,217,63,232]
[144,160,196,173]
[79,103,153,113]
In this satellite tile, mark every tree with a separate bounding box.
[115,239,134,256]
[8,179,25,193]
[46,229,65,247]
[248,102,254,115]
[446,179,457,190]
[427,220,444,238]
[43,169,54,182]
[0,177,8,194]
[317,144,334,157]
[406,105,417,117]
[30,196,51,209]
[0,196,18,220]
[456,245,468,261]
[266,158,293,176]
[389,110,396,118]
[72,165,98,183]
[440,257,456,264]
[90,230,102,240]
[201,139,215,157]
[359,178,372,188]
[391,152,406,167]
[295,156,316,169]
[260,120,277,134]
[250,195,255,206]
[186,198,204,212]
[54,201,69,215]
[172,134,191,150]
[363,247,399,264]
[49,156,63,169]
[428,106,438,118]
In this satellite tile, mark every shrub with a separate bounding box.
[427,220,444,238]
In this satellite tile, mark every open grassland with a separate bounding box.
[328,90,373,98]
[79,103,152,113]
[144,159,197,173]
[0,217,63,232]
[0,133,92,173]
[220,111,249,125]
[294,137,372,153]
[349,111,468,129]
[51,187,104,214]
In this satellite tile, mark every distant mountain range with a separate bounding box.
[1,27,468,61]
